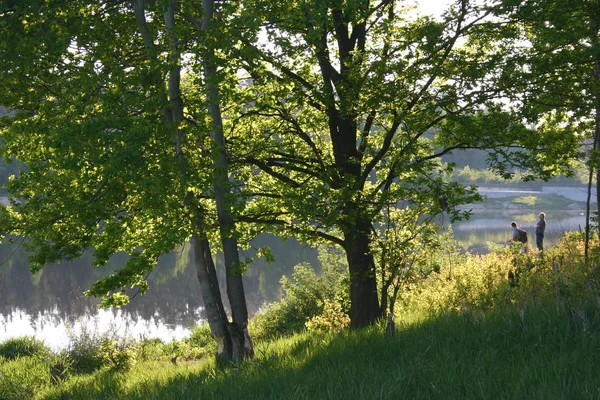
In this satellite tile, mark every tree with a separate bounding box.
[228,0,579,327]
[0,0,253,362]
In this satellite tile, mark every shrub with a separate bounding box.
[165,337,214,362]
[64,323,107,374]
[100,337,137,371]
[182,324,217,360]
[64,321,136,373]
[251,246,349,342]
[401,230,600,322]
[187,324,215,348]
[0,336,49,360]
[137,338,166,362]
[305,299,351,333]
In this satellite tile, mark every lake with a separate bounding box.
[0,235,319,350]
[0,186,592,349]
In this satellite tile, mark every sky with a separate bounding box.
[415,0,454,18]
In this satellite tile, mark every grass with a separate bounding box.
[32,304,600,399]
[3,233,600,399]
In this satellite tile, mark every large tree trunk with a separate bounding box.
[201,0,253,361]
[342,218,382,328]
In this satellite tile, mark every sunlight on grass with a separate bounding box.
[513,195,538,206]
[512,194,577,210]
[5,232,600,399]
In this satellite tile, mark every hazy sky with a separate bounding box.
[415,0,454,18]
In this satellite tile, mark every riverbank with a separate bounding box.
[477,185,595,203]
[3,231,599,399]
[463,188,591,213]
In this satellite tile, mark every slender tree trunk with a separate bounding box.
[133,0,249,362]
[589,18,600,265]
[201,0,253,360]
[164,1,237,360]
[191,232,233,361]
[379,248,389,316]
[590,19,600,272]
[590,12,600,218]
[586,165,593,262]
[342,219,382,327]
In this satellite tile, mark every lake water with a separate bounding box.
[0,235,319,350]
[451,211,586,253]
[0,186,592,349]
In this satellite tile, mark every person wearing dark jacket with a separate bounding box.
[508,221,527,254]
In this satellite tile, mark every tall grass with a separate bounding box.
[36,304,600,399]
[3,232,600,399]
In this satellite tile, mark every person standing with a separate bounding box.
[535,212,546,251]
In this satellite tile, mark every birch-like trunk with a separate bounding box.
[132,0,238,361]
[201,0,253,361]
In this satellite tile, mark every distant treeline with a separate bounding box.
[443,149,587,186]
[0,149,587,195]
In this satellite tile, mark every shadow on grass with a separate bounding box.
[41,302,600,400]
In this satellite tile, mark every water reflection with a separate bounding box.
[0,186,592,348]
[0,235,318,349]
[452,210,587,254]
[1,307,195,350]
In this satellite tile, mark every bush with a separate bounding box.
[0,336,49,360]
[186,324,215,348]
[401,230,599,321]
[251,246,350,342]
[100,337,137,371]
[137,338,166,362]
[64,321,136,373]
[182,324,217,360]
[305,299,350,333]
[64,323,107,374]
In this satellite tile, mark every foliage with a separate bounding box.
[228,0,580,326]
[6,231,600,399]
[99,338,137,372]
[0,0,256,362]
[305,299,351,334]
[371,207,445,315]
[184,324,218,358]
[0,335,49,360]
[493,0,599,238]
[401,230,596,320]
[0,0,249,309]
[251,246,349,341]
[64,321,136,373]
[0,0,585,333]
[162,327,217,363]
[450,165,588,186]
[137,338,167,363]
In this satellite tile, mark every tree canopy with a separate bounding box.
[0,0,583,335]
[225,0,580,324]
